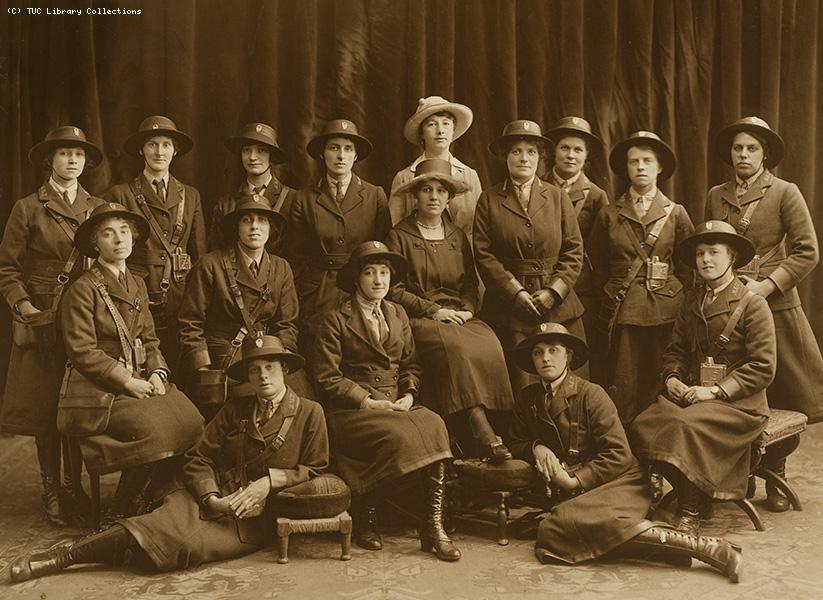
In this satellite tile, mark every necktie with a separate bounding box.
[703,289,716,309]
[634,196,648,219]
[516,184,529,208]
[252,185,265,195]
[249,260,259,278]
[62,190,72,206]
[373,306,388,344]
[153,179,166,202]
[335,180,344,204]
[118,270,128,291]
[736,180,749,198]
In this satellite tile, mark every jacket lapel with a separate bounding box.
[314,180,344,219]
[40,185,77,222]
[567,174,591,206]
[616,193,643,225]
[166,176,184,212]
[737,170,771,206]
[344,299,389,358]
[340,176,365,215]
[499,181,529,220]
[136,174,167,213]
[72,185,95,220]
[703,278,745,319]
[527,178,550,218]
[718,180,739,209]
[641,191,669,226]
[235,254,262,292]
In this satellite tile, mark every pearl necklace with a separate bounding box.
[416,220,442,230]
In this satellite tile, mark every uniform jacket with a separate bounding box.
[509,374,636,493]
[209,178,294,254]
[104,174,207,316]
[588,190,694,326]
[389,154,482,237]
[566,173,610,296]
[662,277,775,417]
[60,262,167,394]
[705,170,819,312]
[312,298,421,411]
[177,247,299,372]
[473,177,584,330]
[384,214,478,317]
[183,388,329,502]
[287,176,391,324]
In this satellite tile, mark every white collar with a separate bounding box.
[552,167,582,188]
[144,169,170,188]
[354,289,382,312]
[542,369,569,394]
[257,384,287,412]
[706,275,735,297]
[97,257,128,280]
[246,172,273,194]
[49,177,78,201]
[629,186,658,201]
[735,166,764,189]
[327,172,352,190]
[237,244,265,267]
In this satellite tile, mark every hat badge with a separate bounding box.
[706,222,713,230]
[571,117,580,125]
[341,121,349,130]
[255,124,263,133]
[254,337,264,348]
[73,127,80,136]
[540,322,550,332]
[151,123,159,130]
[373,241,381,249]
[523,121,531,130]
[252,193,260,202]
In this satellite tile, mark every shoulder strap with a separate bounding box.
[244,392,299,478]
[621,201,675,260]
[130,178,186,255]
[272,186,289,213]
[90,267,135,373]
[170,180,186,246]
[220,250,273,366]
[706,291,755,357]
[735,199,761,236]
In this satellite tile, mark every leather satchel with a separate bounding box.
[11,309,57,349]
[57,363,116,436]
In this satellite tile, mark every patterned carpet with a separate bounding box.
[1,424,821,600]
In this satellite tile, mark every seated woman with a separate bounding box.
[10,335,330,581]
[178,193,311,422]
[631,221,775,536]
[385,158,514,462]
[57,203,204,518]
[509,322,743,582]
[311,241,460,561]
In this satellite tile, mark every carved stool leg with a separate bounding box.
[496,493,509,546]
[277,533,290,564]
[90,474,101,530]
[340,513,352,561]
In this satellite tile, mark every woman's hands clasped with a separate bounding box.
[533,444,580,492]
[123,372,166,399]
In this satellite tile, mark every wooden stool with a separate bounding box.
[64,437,103,528]
[275,511,352,564]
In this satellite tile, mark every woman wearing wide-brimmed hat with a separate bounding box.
[311,241,460,561]
[104,115,207,365]
[287,119,391,341]
[509,322,743,582]
[631,221,774,538]
[473,120,586,396]
[58,202,204,520]
[9,335,335,582]
[0,126,107,526]
[385,159,514,462]
[545,116,611,383]
[705,116,823,511]
[587,131,694,426]
[178,193,314,421]
[210,122,294,255]
[388,96,482,236]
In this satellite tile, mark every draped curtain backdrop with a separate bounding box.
[1,0,822,380]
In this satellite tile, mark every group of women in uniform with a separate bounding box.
[2,97,822,585]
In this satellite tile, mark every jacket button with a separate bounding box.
[527,242,533,248]
[163,230,169,235]
[161,256,166,261]
[337,216,343,222]
[337,238,344,245]
[525,222,532,228]
[327,260,334,266]
[533,265,540,271]
[375,376,381,382]
[393,375,398,380]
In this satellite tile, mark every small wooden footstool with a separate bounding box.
[276,511,352,564]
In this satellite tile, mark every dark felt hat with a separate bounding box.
[74,202,150,258]
[392,159,469,197]
[514,322,589,374]
[124,115,194,157]
[226,334,305,381]
[336,241,408,294]
[29,126,103,168]
[546,116,603,153]
[488,120,552,157]
[224,122,289,164]
[714,116,784,169]
[675,220,756,270]
[307,119,372,162]
[609,130,676,182]
[221,193,287,244]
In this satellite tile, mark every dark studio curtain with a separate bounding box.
[1,0,822,387]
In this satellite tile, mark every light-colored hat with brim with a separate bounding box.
[306,119,372,162]
[124,115,194,157]
[221,193,287,244]
[74,202,150,258]
[514,322,589,374]
[546,116,603,154]
[392,159,469,197]
[488,120,552,157]
[29,126,103,168]
[609,130,676,182]
[224,122,288,164]
[714,116,784,169]
[336,240,408,294]
[675,220,756,270]
[402,96,474,146]
[226,334,305,381]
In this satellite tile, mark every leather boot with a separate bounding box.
[353,505,382,551]
[467,406,511,464]
[60,438,92,526]
[622,526,742,583]
[764,457,790,512]
[648,467,663,503]
[9,524,133,582]
[419,461,461,561]
[674,478,704,537]
[35,433,68,528]
[102,464,155,526]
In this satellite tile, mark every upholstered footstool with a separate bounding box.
[272,473,353,563]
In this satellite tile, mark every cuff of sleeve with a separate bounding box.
[189,478,220,499]
[7,288,30,308]
[151,368,170,382]
[346,384,371,408]
[573,465,594,491]
[548,277,570,301]
[717,376,741,401]
[767,270,790,295]
[108,364,133,392]
[504,276,525,299]
[189,348,212,371]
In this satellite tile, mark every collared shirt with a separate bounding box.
[552,167,582,192]
[511,176,536,207]
[97,257,129,284]
[735,166,764,198]
[144,169,170,201]
[49,177,78,204]
[354,289,389,344]
[629,187,657,217]
[256,384,287,426]
[703,275,734,305]
[542,369,568,397]
[327,172,353,199]
[246,173,273,195]
[237,244,265,274]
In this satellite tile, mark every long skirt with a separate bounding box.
[770,306,823,423]
[79,385,204,474]
[606,323,673,426]
[536,463,652,563]
[412,318,513,416]
[326,406,451,495]
[630,396,767,500]
[122,488,265,572]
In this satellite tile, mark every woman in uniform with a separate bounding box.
[473,120,585,395]
[9,335,331,582]
[545,116,610,384]
[0,126,105,526]
[705,117,823,511]
[287,119,391,345]
[588,131,694,426]
[58,202,204,518]
[388,96,482,237]
[509,322,743,582]
[631,221,775,536]
[311,241,460,561]
[385,158,514,462]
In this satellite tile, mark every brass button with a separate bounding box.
[525,222,532,228]
[533,265,540,271]
[375,376,381,382]
[337,239,344,245]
